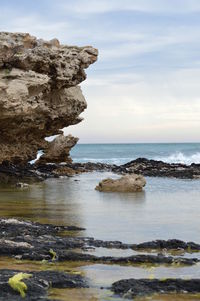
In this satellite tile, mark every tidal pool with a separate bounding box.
[1,172,200,300]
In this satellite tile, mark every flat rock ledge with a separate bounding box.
[111,278,200,299]
[0,218,200,267]
[95,174,146,192]
[0,269,87,301]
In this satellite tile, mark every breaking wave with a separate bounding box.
[73,152,200,166]
[153,152,200,165]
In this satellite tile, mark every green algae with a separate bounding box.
[8,272,32,298]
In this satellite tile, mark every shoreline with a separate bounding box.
[1,157,200,184]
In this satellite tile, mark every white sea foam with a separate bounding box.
[73,152,200,166]
[154,152,200,165]
[29,150,44,164]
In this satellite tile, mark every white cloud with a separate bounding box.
[0,11,71,41]
[67,67,200,142]
[59,0,200,15]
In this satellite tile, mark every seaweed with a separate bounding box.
[8,272,32,298]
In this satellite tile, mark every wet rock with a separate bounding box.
[0,218,85,237]
[63,158,200,179]
[0,162,44,184]
[111,278,200,299]
[95,174,146,192]
[19,247,198,266]
[3,156,200,183]
[133,239,200,251]
[0,269,87,300]
[0,219,199,266]
[52,166,80,177]
[119,158,200,179]
[85,237,200,252]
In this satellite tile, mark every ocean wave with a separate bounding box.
[73,152,200,166]
[153,152,200,165]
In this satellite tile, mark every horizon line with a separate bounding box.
[76,141,200,145]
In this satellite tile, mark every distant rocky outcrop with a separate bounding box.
[95,174,146,192]
[0,32,98,164]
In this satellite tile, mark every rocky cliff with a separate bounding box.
[0,32,98,164]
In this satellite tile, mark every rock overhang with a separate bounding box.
[0,32,98,164]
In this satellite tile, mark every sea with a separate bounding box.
[71,142,200,165]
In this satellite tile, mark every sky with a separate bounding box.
[1,0,200,143]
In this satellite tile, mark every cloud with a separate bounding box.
[67,67,200,142]
[59,0,200,15]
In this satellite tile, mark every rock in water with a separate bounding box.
[38,134,78,164]
[95,174,146,192]
[0,32,98,164]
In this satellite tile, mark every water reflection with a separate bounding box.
[0,172,200,244]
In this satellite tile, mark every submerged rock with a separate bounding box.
[0,32,98,165]
[111,278,200,299]
[95,174,146,192]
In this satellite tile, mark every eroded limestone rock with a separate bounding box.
[0,32,98,164]
[95,174,146,192]
[39,134,78,164]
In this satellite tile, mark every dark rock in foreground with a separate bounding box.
[1,218,200,299]
[111,278,200,299]
[0,218,200,267]
[0,269,87,300]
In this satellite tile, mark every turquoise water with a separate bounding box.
[70,143,200,165]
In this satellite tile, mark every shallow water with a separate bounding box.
[1,172,200,243]
[1,172,200,300]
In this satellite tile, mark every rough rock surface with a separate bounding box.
[38,134,78,164]
[118,158,200,178]
[111,278,200,299]
[0,32,97,164]
[95,174,146,192]
[61,158,200,179]
[2,157,200,183]
[1,218,199,266]
[0,269,87,300]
